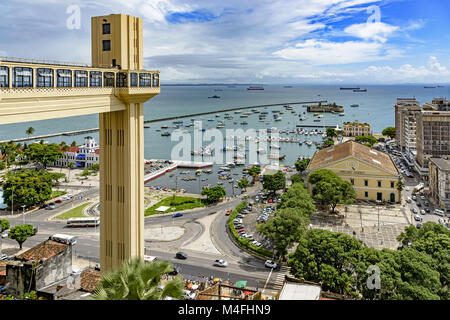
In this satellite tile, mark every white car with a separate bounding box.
[420,209,426,215]
[413,215,421,222]
[405,187,410,191]
[213,259,228,267]
[1,231,8,239]
[251,240,261,247]
[265,260,278,269]
[233,218,243,224]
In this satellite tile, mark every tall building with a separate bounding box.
[342,120,371,137]
[428,157,450,213]
[415,107,450,178]
[307,140,400,203]
[394,98,421,162]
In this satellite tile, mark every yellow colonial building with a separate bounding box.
[342,120,371,137]
[307,140,401,203]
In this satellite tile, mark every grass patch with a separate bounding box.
[145,196,205,216]
[55,202,92,220]
[51,190,67,199]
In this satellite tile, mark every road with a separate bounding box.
[1,186,286,292]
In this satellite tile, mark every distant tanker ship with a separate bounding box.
[247,86,264,90]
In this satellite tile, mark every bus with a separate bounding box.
[413,183,424,193]
[66,217,100,228]
[49,234,77,245]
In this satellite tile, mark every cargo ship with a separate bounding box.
[247,86,264,90]
[340,87,360,90]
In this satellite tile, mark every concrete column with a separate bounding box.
[99,102,144,272]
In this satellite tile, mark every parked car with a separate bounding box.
[265,260,278,269]
[213,259,228,267]
[417,202,422,207]
[413,215,421,222]
[55,199,63,204]
[425,208,431,213]
[424,201,429,207]
[1,231,8,239]
[234,224,244,229]
[233,218,243,224]
[40,204,49,209]
[172,212,183,218]
[416,223,422,229]
[251,240,261,247]
[420,209,426,215]
[411,208,418,214]
[46,204,56,210]
[175,252,188,260]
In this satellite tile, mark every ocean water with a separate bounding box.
[1,84,448,195]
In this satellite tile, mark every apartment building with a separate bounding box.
[342,120,372,137]
[394,98,421,161]
[428,157,450,213]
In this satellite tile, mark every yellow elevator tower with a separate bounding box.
[0,14,160,272]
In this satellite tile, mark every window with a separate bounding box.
[0,66,9,87]
[378,181,382,187]
[74,70,88,87]
[391,181,395,188]
[13,67,33,87]
[103,23,110,34]
[103,40,111,51]
[57,69,72,87]
[139,73,151,87]
[104,72,115,87]
[36,68,53,87]
[152,73,159,87]
[364,180,368,186]
[116,73,127,87]
[90,71,102,87]
[365,192,368,198]
[130,73,138,87]
[350,178,354,185]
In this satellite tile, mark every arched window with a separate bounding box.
[13,67,33,87]
[90,71,102,87]
[0,66,9,87]
[57,69,72,87]
[104,72,115,87]
[74,70,88,87]
[139,73,151,87]
[36,68,54,87]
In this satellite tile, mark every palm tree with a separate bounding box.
[67,162,75,181]
[396,177,404,203]
[25,127,35,140]
[91,258,184,300]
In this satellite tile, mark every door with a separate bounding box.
[390,193,395,203]
[377,192,383,201]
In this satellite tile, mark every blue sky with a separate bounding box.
[0,0,449,84]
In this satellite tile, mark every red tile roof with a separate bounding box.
[80,269,101,292]
[16,240,69,262]
[59,145,79,153]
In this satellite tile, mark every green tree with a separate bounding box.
[24,143,63,169]
[2,169,54,209]
[80,168,91,178]
[355,135,378,147]
[92,258,184,300]
[290,173,304,185]
[201,186,226,203]
[262,171,286,193]
[89,163,100,172]
[71,141,77,147]
[257,207,309,260]
[294,158,310,173]
[278,182,315,217]
[326,128,337,138]
[382,127,396,139]
[1,219,10,232]
[67,162,75,180]
[8,224,35,250]
[247,166,262,184]
[25,127,35,140]
[308,169,355,213]
[237,178,250,191]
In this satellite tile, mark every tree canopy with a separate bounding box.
[355,135,378,147]
[294,158,310,173]
[382,127,396,139]
[1,219,10,232]
[262,170,286,192]
[8,224,35,249]
[308,169,356,213]
[23,143,63,169]
[237,178,250,191]
[201,185,226,203]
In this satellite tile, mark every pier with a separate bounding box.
[0,100,329,143]
[143,160,213,183]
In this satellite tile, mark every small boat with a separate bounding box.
[424,86,436,88]
[161,125,168,129]
[339,113,345,116]
[353,89,367,92]
[208,95,220,98]
[247,86,264,90]
[350,104,359,107]
[240,121,248,125]
[161,131,171,136]
[144,126,151,128]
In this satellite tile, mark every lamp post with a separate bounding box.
[22,205,26,225]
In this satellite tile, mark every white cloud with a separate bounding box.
[273,39,401,65]
[344,22,398,43]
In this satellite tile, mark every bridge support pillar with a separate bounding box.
[99,102,145,272]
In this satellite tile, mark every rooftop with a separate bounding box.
[279,277,321,300]
[80,269,101,293]
[16,240,69,263]
[429,158,450,171]
[308,140,398,174]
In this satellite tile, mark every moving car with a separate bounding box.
[213,259,228,267]
[265,260,278,269]
[175,252,188,260]
[225,209,232,216]
[172,212,183,218]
